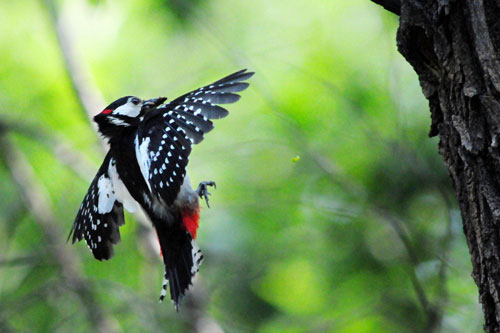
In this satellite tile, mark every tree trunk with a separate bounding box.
[373,0,500,331]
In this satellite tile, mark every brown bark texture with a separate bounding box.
[384,0,500,331]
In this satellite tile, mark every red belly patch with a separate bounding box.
[182,208,200,239]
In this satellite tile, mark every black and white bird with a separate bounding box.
[68,69,253,309]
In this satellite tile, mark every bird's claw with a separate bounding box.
[196,181,216,208]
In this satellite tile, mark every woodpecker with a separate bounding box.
[68,69,253,309]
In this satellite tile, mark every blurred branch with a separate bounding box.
[308,151,366,199]
[184,282,224,333]
[371,0,401,15]
[1,119,96,181]
[0,255,39,267]
[0,134,116,333]
[0,308,13,333]
[50,139,97,181]
[1,281,66,321]
[40,4,219,326]
[43,0,105,128]
[1,205,27,253]
[376,210,435,320]
[301,136,440,328]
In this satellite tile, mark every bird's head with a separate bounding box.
[94,96,166,140]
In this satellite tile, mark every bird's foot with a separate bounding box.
[196,181,216,208]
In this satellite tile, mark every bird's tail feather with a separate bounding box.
[155,220,203,309]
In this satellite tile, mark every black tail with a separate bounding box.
[154,220,203,309]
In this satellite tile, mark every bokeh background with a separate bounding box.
[0,0,484,332]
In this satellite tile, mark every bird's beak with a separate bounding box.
[142,97,167,111]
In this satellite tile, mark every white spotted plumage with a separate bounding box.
[69,154,125,260]
[70,69,254,308]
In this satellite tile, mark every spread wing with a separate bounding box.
[135,69,253,205]
[69,153,125,260]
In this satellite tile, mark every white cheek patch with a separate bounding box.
[114,103,141,117]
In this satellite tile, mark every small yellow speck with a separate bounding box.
[291,155,300,163]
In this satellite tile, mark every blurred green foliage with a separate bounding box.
[0,0,483,332]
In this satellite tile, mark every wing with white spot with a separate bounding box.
[163,68,254,122]
[134,124,190,205]
[69,153,125,260]
[136,69,253,205]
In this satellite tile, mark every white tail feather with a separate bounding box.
[158,272,168,303]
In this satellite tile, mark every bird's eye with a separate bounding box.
[131,98,140,105]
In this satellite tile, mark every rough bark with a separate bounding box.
[373,0,500,331]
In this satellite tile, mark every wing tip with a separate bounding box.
[215,68,255,85]
[92,243,115,261]
[242,68,255,77]
[66,227,75,244]
[232,68,255,82]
